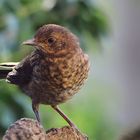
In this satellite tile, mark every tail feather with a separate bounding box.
[0,62,18,79]
[0,69,12,79]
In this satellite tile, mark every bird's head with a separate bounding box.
[22,24,80,57]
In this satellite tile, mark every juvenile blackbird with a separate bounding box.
[0,24,90,128]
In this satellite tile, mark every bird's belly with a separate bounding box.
[23,55,89,105]
[24,67,88,105]
[25,76,84,105]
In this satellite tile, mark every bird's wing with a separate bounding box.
[6,55,33,86]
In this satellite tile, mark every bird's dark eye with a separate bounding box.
[47,37,54,44]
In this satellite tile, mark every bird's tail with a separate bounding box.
[0,62,19,79]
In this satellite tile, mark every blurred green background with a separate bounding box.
[0,0,118,139]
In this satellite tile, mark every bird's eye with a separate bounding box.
[47,37,55,44]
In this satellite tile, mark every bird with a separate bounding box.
[0,24,90,128]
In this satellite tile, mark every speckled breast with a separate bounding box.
[27,52,89,105]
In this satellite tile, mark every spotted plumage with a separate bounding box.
[2,24,90,128]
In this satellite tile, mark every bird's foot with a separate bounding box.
[46,128,58,134]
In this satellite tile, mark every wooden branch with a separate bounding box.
[0,62,19,67]
[3,118,88,140]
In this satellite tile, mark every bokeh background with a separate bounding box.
[1,0,140,139]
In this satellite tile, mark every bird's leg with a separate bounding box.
[32,103,40,123]
[51,105,77,129]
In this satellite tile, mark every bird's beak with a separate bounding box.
[21,38,37,46]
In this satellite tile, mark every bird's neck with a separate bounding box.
[39,48,83,63]
[36,47,82,61]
